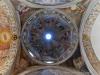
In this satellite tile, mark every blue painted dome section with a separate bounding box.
[21,9,78,65]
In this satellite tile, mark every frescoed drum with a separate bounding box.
[18,66,85,75]
[80,0,100,75]
[0,0,20,75]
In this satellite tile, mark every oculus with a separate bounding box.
[21,9,78,65]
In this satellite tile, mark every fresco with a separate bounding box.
[0,0,20,75]
[21,9,78,65]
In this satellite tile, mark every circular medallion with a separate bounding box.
[0,0,20,74]
[80,0,100,75]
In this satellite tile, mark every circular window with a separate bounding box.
[21,9,78,65]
